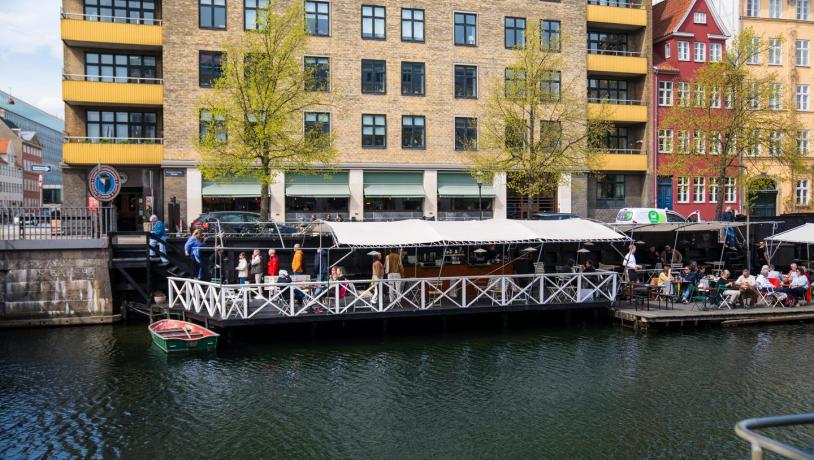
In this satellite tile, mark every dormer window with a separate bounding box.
[694,12,707,23]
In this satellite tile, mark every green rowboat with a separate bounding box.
[149,319,219,353]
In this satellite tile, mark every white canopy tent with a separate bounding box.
[315,218,630,248]
[765,223,814,262]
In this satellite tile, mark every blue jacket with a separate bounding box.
[152,220,168,240]
[184,236,204,260]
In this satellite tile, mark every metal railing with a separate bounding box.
[588,49,645,57]
[65,136,163,145]
[0,207,116,240]
[168,272,619,320]
[61,11,162,26]
[592,148,643,154]
[63,73,163,85]
[736,414,814,460]
[588,97,646,106]
[587,0,644,8]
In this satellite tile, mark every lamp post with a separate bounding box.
[476,179,483,220]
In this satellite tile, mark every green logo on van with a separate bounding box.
[648,210,660,223]
[625,211,633,221]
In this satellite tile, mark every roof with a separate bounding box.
[0,90,64,133]
[655,62,680,73]
[0,140,10,154]
[19,131,39,145]
[653,0,730,42]
[765,223,814,244]
[610,221,746,233]
[312,219,630,247]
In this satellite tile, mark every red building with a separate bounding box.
[653,0,739,220]
[19,131,43,208]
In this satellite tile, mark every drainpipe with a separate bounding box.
[652,68,659,207]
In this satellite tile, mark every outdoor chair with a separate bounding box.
[756,287,785,309]
[689,285,711,311]
[350,282,377,312]
[655,282,674,310]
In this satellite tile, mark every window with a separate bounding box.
[454,12,477,46]
[86,110,158,141]
[769,83,783,110]
[710,43,723,62]
[748,82,761,109]
[304,56,330,92]
[725,177,737,203]
[362,5,385,39]
[677,130,690,153]
[454,117,477,150]
[693,177,706,202]
[402,115,426,148]
[362,114,386,148]
[796,179,811,205]
[694,130,706,154]
[710,86,721,108]
[665,43,671,58]
[599,126,629,151]
[304,112,330,145]
[588,78,628,102]
[770,130,782,156]
[587,31,628,54]
[797,40,809,66]
[768,38,782,65]
[694,42,706,62]
[658,129,673,153]
[244,0,267,30]
[709,177,720,203]
[401,8,424,42]
[542,71,561,101]
[677,177,690,203]
[83,0,157,25]
[454,65,477,98]
[769,0,782,17]
[85,52,157,83]
[658,81,673,106]
[305,1,329,36]
[199,110,225,142]
[541,20,561,51]
[747,130,761,156]
[361,60,386,94]
[799,0,811,19]
[678,82,690,107]
[401,62,425,96]
[799,130,810,154]
[505,17,526,49]
[747,0,760,16]
[199,51,222,87]
[798,84,809,111]
[678,41,690,61]
[694,12,707,23]
[596,175,625,206]
[505,68,526,98]
[748,37,761,64]
[200,0,226,29]
[540,120,562,150]
[695,84,706,107]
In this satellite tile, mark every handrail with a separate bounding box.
[64,136,164,145]
[61,11,162,25]
[592,148,642,154]
[588,97,646,106]
[588,49,645,57]
[63,73,163,84]
[587,0,644,8]
[735,414,814,460]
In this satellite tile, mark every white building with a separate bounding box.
[0,138,23,210]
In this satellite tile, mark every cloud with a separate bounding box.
[0,0,62,61]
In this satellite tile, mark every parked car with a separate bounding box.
[615,208,689,224]
[531,212,578,221]
[190,211,298,235]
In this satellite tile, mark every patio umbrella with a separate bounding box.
[577,247,591,264]
[473,248,488,253]
[366,250,381,256]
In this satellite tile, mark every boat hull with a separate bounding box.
[148,319,219,353]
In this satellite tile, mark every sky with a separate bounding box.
[0,0,63,119]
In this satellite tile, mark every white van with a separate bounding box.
[615,208,691,224]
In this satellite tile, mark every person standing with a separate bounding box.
[291,244,304,275]
[236,252,249,284]
[385,248,404,304]
[623,244,641,283]
[754,241,768,270]
[721,206,737,250]
[267,249,280,278]
[149,215,169,265]
[371,253,384,280]
[184,229,205,280]
[250,249,263,284]
[314,248,329,282]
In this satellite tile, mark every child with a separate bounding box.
[236,252,249,284]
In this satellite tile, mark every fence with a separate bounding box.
[0,207,116,240]
[168,271,619,321]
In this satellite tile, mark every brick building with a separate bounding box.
[61,0,652,228]
[653,0,737,220]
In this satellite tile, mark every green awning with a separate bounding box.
[202,179,262,197]
[364,172,425,198]
[286,172,350,198]
[437,173,496,198]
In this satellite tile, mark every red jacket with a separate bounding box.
[267,256,280,276]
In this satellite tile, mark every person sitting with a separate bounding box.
[780,267,810,305]
[679,266,699,303]
[734,268,758,308]
[582,260,596,272]
[717,270,739,306]
[657,267,674,296]
[276,270,305,305]
[787,263,801,281]
[755,265,786,306]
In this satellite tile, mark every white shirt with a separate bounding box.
[623,252,637,270]
[735,274,755,287]
[756,275,772,289]
[791,274,810,288]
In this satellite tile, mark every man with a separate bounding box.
[184,229,205,280]
[645,245,660,266]
[754,241,768,270]
[385,248,404,304]
[660,245,683,266]
[721,206,736,249]
[313,248,329,282]
[149,214,168,265]
[276,269,305,305]
[756,265,787,307]
[679,266,699,303]
[715,269,737,306]
[622,244,641,283]
[734,268,758,308]
[291,244,304,275]
[267,249,280,278]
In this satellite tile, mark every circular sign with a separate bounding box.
[648,210,660,224]
[88,165,122,202]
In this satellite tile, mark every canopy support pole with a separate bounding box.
[330,248,354,270]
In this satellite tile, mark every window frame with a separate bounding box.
[746,0,760,17]
[454,12,478,46]
[658,129,674,153]
[725,177,737,203]
[454,117,478,151]
[768,38,782,65]
[361,114,387,148]
[401,8,425,43]
[678,41,690,61]
[454,64,478,99]
[797,84,809,111]
[361,5,386,40]
[305,0,330,36]
[693,176,706,203]
[677,176,690,203]
[304,111,331,145]
[401,115,426,149]
[304,55,331,92]
[796,179,811,205]
[504,16,527,49]
[799,0,811,20]
[199,0,227,30]
[87,109,159,141]
[658,80,674,106]
[83,0,158,25]
[401,61,426,96]
[769,0,782,18]
[198,51,223,88]
[710,43,723,62]
[361,59,387,94]
[693,42,706,62]
[85,51,158,84]
[541,19,561,52]
[797,39,810,66]
[244,0,268,31]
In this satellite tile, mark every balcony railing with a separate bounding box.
[65,137,163,145]
[61,11,162,26]
[63,73,162,85]
[592,148,642,154]
[587,0,643,8]
[588,97,645,105]
[587,49,644,57]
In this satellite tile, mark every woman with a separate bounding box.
[236,252,249,284]
[267,249,280,278]
[371,254,384,280]
[250,249,263,284]
[657,267,673,296]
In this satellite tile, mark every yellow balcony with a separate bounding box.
[61,16,162,48]
[63,79,163,106]
[588,102,648,123]
[587,4,647,28]
[587,54,647,75]
[593,153,648,172]
[63,142,163,165]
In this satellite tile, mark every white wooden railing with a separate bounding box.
[168,272,619,320]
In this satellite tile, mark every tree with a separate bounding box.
[660,28,810,217]
[196,1,336,221]
[471,26,611,217]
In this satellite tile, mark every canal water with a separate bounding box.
[2,323,814,459]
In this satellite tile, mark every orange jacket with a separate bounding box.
[292,250,303,273]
